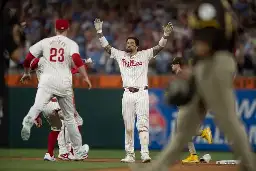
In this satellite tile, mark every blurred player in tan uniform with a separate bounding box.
[130,0,256,171]
[20,19,91,160]
[94,18,173,163]
[171,57,212,163]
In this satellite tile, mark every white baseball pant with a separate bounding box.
[22,87,82,153]
[58,110,83,155]
[42,100,62,131]
[122,88,149,155]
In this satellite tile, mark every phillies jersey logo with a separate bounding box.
[122,59,142,67]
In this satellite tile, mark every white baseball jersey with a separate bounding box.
[29,35,79,96]
[34,57,45,80]
[34,60,83,126]
[110,47,154,88]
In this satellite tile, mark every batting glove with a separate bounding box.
[163,22,174,37]
[94,18,103,33]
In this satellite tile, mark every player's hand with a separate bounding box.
[34,116,42,128]
[94,18,103,33]
[163,22,174,37]
[84,78,92,89]
[20,73,31,84]
[84,58,93,64]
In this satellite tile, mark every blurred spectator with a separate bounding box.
[5,0,256,75]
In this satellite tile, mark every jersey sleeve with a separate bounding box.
[30,58,40,70]
[110,47,123,59]
[29,40,43,58]
[143,48,154,60]
[70,42,80,56]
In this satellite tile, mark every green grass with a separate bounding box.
[0,149,234,171]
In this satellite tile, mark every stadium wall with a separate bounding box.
[6,88,256,152]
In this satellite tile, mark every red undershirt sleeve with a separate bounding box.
[72,53,83,68]
[23,52,36,68]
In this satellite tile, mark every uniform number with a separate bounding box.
[50,48,64,62]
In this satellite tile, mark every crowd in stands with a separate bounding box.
[4,0,256,75]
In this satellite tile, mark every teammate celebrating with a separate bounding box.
[31,57,91,161]
[94,18,173,163]
[20,19,91,160]
[171,57,212,163]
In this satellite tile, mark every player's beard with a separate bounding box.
[125,48,132,53]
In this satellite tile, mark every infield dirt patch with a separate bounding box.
[0,157,238,171]
[95,162,238,171]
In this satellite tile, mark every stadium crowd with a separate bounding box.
[4,0,256,75]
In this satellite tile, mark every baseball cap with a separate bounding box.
[55,19,69,30]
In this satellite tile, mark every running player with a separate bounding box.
[20,19,91,160]
[31,57,91,161]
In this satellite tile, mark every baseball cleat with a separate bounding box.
[21,116,34,141]
[58,153,70,161]
[21,126,30,141]
[182,154,199,163]
[73,144,89,161]
[68,152,76,160]
[44,153,56,161]
[141,153,151,163]
[201,127,213,144]
[121,153,135,163]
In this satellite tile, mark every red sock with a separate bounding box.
[47,131,60,156]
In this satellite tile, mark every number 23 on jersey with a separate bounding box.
[50,48,64,62]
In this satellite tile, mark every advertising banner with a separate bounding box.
[134,89,256,151]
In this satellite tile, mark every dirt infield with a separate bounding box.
[94,162,238,171]
[0,157,238,171]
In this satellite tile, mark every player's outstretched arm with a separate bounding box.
[152,22,174,57]
[20,52,36,83]
[72,53,92,89]
[20,40,43,83]
[94,18,112,55]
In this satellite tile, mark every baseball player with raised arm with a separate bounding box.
[94,18,173,163]
[20,19,92,160]
[31,57,91,161]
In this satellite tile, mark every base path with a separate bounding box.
[0,157,238,171]
[94,162,238,171]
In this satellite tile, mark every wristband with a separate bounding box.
[99,36,109,48]
[97,30,102,33]
[159,37,167,47]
